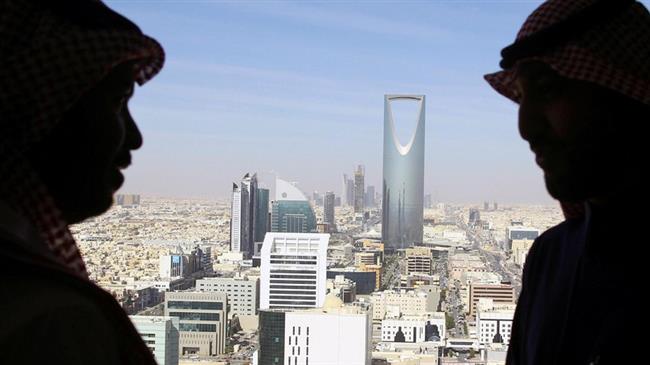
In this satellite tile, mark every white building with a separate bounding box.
[230,183,242,252]
[196,275,259,318]
[477,303,515,346]
[164,291,227,356]
[129,315,179,365]
[381,313,446,343]
[257,296,372,365]
[260,232,329,310]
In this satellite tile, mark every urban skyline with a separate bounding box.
[106,0,581,204]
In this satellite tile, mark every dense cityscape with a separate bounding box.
[70,96,563,365]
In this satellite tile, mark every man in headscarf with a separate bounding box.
[0,0,164,363]
[484,0,649,364]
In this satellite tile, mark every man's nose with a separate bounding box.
[123,107,143,150]
[518,95,546,145]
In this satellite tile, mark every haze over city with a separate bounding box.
[106,0,607,204]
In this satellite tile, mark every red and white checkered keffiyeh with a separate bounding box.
[484,0,650,219]
[0,0,164,278]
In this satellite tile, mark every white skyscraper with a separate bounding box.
[230,173,258,256]
[260,232,329,310]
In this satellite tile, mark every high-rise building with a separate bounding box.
[129,316,180,365]
[258,299,373,365]
[382,95,425,249]
[343,174,355,207]
[159,254,185,278]
[324,191,336,231]
[196,275,259,318]
[230,173,258,257]
[260,232,329,310]
[366,185,376,208]
[164,291,227,356]
[271,179,316,233]
[255,188,270,242]
[484,201,490,211]
[354,165,365,213]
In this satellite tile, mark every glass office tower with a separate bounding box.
[382,95,425,249]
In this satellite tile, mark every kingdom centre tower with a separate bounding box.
[382,95,425,249]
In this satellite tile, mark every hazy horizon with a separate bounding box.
[106,1,633,205]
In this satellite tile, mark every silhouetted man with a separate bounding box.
[485,0,649,364]
[0,1,164,363]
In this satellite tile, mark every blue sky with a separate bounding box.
[107,0,626,204]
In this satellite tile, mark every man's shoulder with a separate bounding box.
[530,219,580,256]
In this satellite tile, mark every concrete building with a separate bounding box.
[370,290,429,320]
[116,193,140,207]
[261,232,329,310]
[355,251,381,266]
[405,247,432,275]
[257,297,373,365]
[129,315,179,365]
[477,301,515,347]
[381,313,446,343]
[469,284,516,317]
[164,291,227,356]
[196,275,259,318]
[382,95,425,249]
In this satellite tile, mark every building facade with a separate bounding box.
[271,179,316,233]
[405,247,433,275]
[129,315,180,365]
[323,191,336,231]
[255,188,270,242]
[382,95,425,249]
[469,284,516,317]
[258,299,372,365]
[231,173,258,256]
[159,254,184,278]
[164,291,227,356]
[196,276,259,318]
[260,232,329,310]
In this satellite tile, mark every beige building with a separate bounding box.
[370,290,429,320]
[405,247,433,275]
[511,239,534,267]
[164,291,227,356]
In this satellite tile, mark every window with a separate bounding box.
[167,301,223,310]
[168,312,219,321]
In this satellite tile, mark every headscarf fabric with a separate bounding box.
[0,0,164,278]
